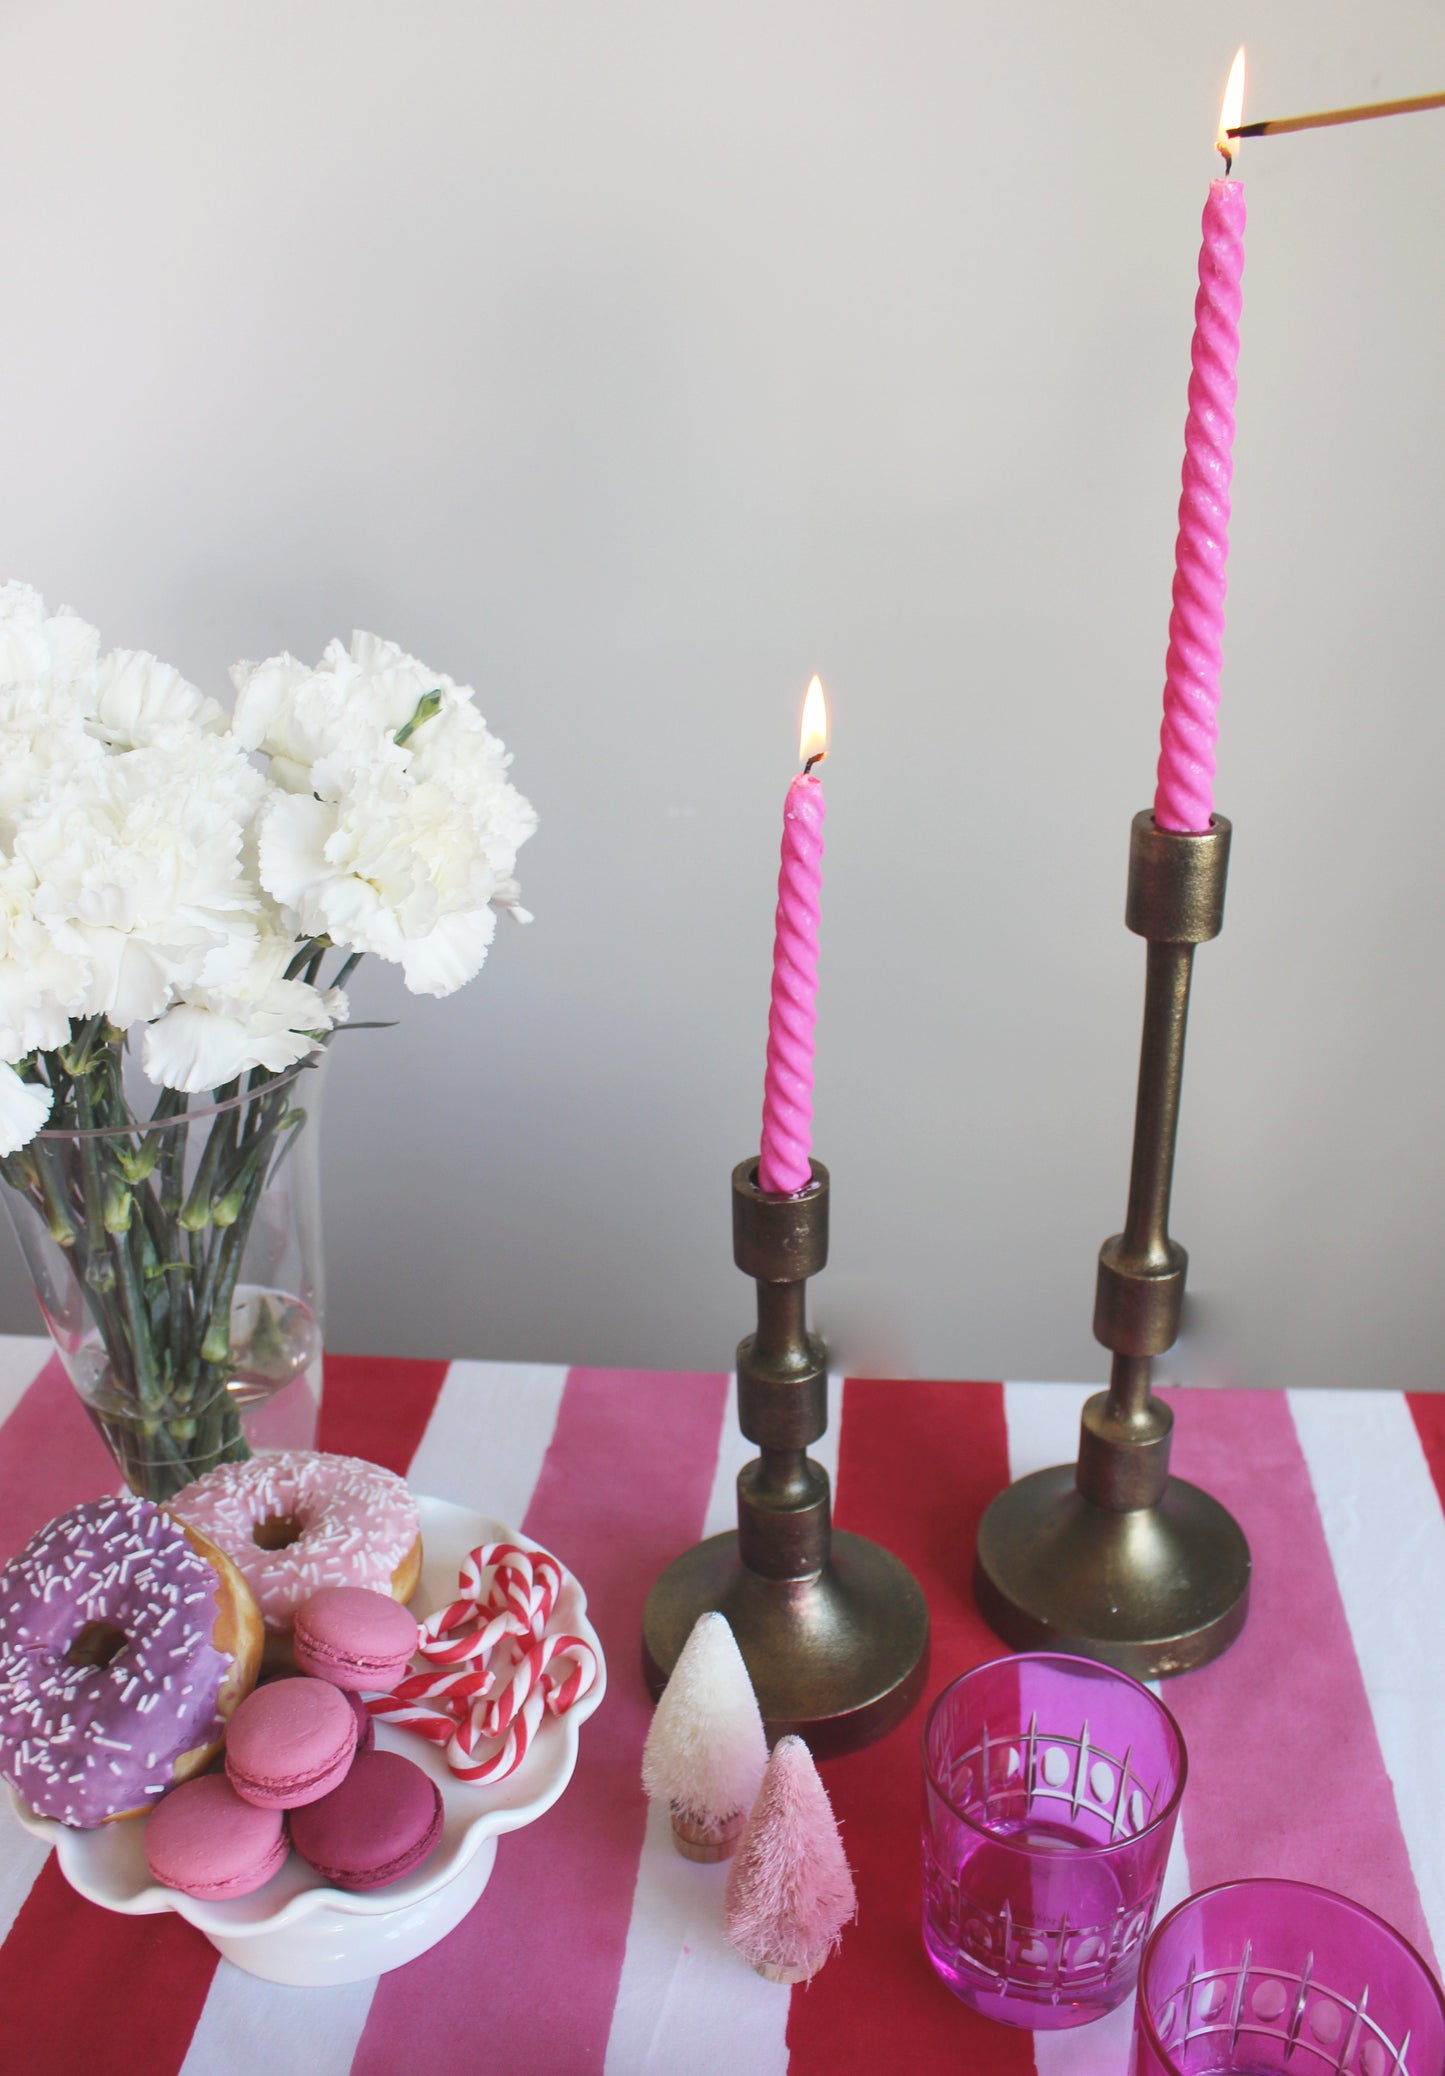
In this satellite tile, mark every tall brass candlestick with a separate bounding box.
[974,811,1251,1678]
[642,1158,930,1755]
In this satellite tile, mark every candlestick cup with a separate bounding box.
[923,1653,1186,2029]
[1131,1880,1445,2074]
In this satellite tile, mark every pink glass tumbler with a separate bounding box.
[1132,1879,1445,2075]
[922,1652,1186,2029]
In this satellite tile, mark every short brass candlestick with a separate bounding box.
[643,1158,929,1756]
[974,810,1251,1678]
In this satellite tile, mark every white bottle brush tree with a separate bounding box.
[642,1612,768,1860]
[724,1735,856,1983]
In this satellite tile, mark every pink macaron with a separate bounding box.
[289,1749,444,1891]
[145,1773,288,1899]
[292,1586,419,1693]
[225,1676,358,1809]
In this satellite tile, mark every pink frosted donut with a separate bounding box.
[169,1450,422,1639]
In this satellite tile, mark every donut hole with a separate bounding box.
[65,1620,129,1670]
[252,1512,305,1551]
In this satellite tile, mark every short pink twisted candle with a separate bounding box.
[757,681,827,1196]
[1154,57,1247,834]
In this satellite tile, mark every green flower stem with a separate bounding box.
[31,1139,79,1248]
[284,935,330,982]
[157,1094,190,1215]
[110,1218,161,1413]
[73,1077,117,1273]
[178,1081,237,1229]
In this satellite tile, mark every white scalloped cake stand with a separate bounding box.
[9,1496,606,1985]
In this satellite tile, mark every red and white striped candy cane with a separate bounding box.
[416,1542,562,1663]
[446,1685,546,1784]
[388,1662,498,1717]
[539,1633,598,1717]
[480,1632,598,1737]
[364,1694,458,1746]
[462,1543,562,1637]
[416,1598,527,1667]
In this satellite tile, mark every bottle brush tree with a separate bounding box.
[724,1734,856,1982]
[642,1611,768,1860]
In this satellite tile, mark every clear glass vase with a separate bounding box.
[0,1056,325,1502]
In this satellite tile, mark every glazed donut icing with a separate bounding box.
[0,1497,233,1827]
[170,1450,418,1630]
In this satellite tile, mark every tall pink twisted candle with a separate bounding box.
[1153,173,1246,833]
[757,687,826,1196]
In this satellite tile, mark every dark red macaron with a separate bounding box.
[288,1749,443,1891]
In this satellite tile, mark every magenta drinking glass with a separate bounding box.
[1132,1879,1445,2075]
[922,1651,1186,2028]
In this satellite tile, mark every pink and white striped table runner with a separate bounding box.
[1,1338,1441,2076]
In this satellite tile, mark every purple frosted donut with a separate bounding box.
[0,1497,254,1827]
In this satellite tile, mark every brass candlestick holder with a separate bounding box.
[642,1158,930,1756]
[974,810,1251,1678]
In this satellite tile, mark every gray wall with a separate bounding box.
[2,2,1442,1393]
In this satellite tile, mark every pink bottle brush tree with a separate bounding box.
[724,1735,857,1983]
[642,1612,768,1861]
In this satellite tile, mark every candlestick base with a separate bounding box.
[973,1461,1250,1680]
[644,1526,930,1756]
[643,1157,929,1757]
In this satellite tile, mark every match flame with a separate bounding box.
[799,675,828,766]
[1217,47,1246,167]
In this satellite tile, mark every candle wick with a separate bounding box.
[802,752,827,776]
[1217,142,1235,175]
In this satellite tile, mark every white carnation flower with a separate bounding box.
[0,581,100,696]
[0,1064,52,1157]
[0,679,102,848]
[258,763,501,996]
[342,637,536,901]
[142,927,341,1093]
[86,649,226,751]
[239,630,535,974]
[0,585,105,845]
[231,639,410,796]
[404,698,538,882]
[15,736,264,1028]
[0,855,90,1060]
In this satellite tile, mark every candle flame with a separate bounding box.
[1216,47,1246,168]
[799,675,828,767]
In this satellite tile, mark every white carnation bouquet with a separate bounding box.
[0,581,534,1495]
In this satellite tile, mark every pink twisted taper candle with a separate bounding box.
[757,767,825,1195]
[1153,175,1246,833]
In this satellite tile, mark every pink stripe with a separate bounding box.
[352,1365,730,2076]
[0,1353,118,1565]
[1164,1386,1435,1966]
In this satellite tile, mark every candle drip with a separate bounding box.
[1153,181,1245,834]
[758,775,825,1195]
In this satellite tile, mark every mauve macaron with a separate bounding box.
[345,1687,376,1756]
[225,1676,358,1809]
[293,1586,419,1693]
[145,1773,288,1899]
[289,1749,444,1891]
